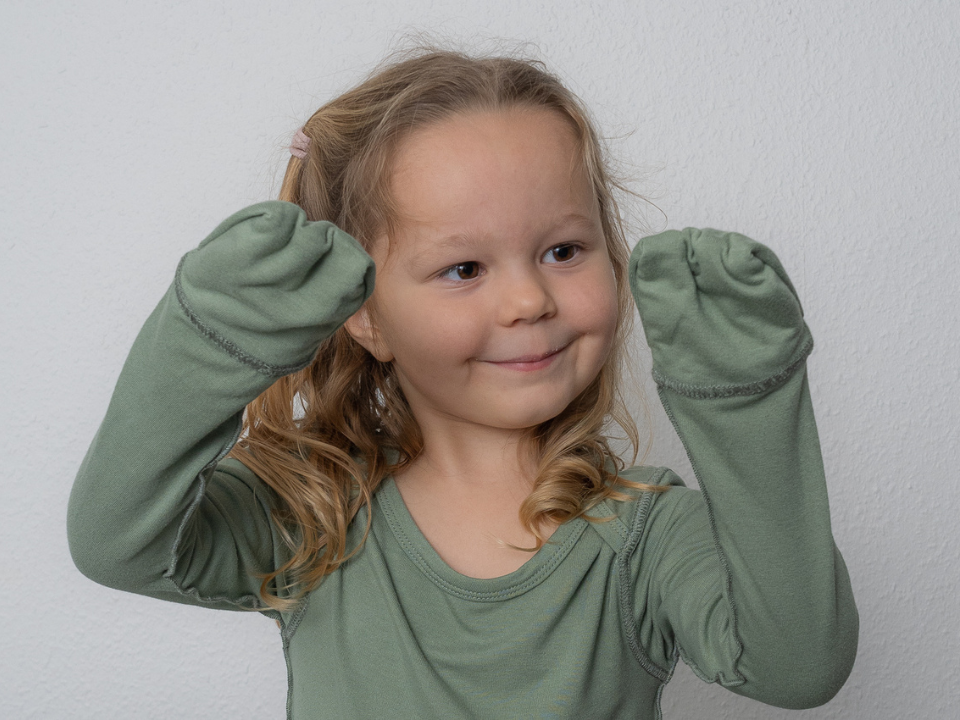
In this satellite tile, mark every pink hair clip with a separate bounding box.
[289,128,310,159]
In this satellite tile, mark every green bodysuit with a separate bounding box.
[67,202,858,719]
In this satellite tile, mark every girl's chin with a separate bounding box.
[487,400,583,432]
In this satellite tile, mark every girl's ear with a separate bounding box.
[344,307,394,362]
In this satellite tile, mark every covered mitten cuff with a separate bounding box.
[629,228,813,396]
[176,201,375,373]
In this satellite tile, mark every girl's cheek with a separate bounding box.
[574,270,619,329]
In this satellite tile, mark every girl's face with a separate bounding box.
[346,107,619,436]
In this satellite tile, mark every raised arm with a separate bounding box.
[67,202,374,610]
[628,229,858,708]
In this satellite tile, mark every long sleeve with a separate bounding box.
[67,202,375,610]
[627,229,858,708]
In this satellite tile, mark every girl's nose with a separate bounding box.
[497,269,558,325]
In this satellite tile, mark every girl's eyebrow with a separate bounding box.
[554,212,602,233]
[406,212,602,269]
[433,213,600,249]
[431,233,477,251]
[395,231,477,271]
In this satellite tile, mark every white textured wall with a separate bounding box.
[2,1,958,717]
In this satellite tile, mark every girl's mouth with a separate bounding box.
[485,343,570,371]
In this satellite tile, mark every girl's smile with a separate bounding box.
[345,106,620,438]
[480,342,572,370]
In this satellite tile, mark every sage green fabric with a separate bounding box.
[68,203,857,719]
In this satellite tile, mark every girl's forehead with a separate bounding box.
[388,110,594,216]
[391,106,582,169]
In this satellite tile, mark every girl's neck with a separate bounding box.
[402,413,539,490]
[391,424,554,579]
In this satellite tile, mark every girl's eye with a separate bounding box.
[543,244,580,264]
[440,261,481,282]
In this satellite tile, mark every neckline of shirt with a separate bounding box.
[375,477,587,602]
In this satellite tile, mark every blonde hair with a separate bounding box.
[229,47,658,610]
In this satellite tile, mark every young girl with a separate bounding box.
[68,49,857,718]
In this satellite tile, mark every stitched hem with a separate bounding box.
[174,255,313,377]
[618,467,672,683]
[283,631,295,720]
[652,335,813,399]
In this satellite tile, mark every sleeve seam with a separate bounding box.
[617,467,672,683]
